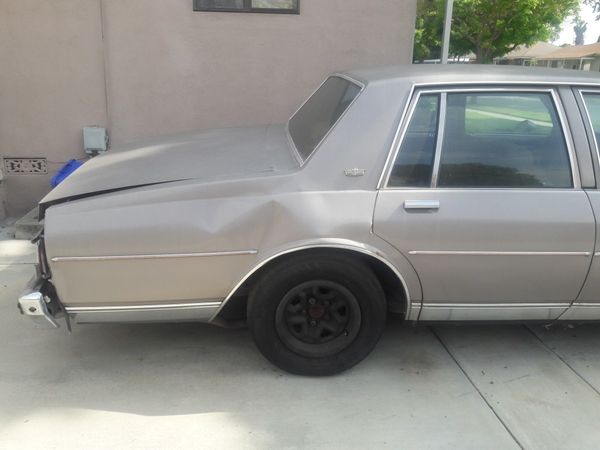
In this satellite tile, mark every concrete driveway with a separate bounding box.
[2,239,600,449]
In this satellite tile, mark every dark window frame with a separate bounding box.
[193,0,300,14]
[388,93,441,188]
[578,89,600,186]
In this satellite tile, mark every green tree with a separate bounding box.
[413,0,443,62]
[414,0,579,63]
[573,16,588,45]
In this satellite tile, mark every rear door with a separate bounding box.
[565,88,600,320]
[374,87,595,321]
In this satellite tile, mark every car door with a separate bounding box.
[564,88,600,320]
[374,87,595,321]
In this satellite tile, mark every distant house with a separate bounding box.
[495,42,559,66]
[536,43,600,71]
[496,42,600,72]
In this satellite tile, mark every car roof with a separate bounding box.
[343,64,600,87]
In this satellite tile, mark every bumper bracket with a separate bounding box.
[17,268,60,329]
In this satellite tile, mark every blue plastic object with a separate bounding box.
[51,159,84,188]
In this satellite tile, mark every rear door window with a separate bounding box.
[389,94,440,187]
[438,92,572,188]
[582,92,600,151]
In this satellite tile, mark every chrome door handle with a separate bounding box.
[404,200,440,210]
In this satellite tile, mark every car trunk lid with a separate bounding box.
[41,124,297,205]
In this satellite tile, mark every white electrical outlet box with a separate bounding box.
[83,127,108,155]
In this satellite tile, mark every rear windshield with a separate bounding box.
[288,76,362,162]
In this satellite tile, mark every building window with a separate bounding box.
[194,0,299,14]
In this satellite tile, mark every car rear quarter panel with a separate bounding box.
[43,78,422,311]
[44,177,421,308]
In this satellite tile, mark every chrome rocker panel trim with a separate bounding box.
[65,301,222,324]
[559,303,600,321]
[419,302,570,321]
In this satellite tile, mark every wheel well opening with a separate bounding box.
[214,247,409,325]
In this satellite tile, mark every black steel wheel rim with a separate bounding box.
[275,280,362,358]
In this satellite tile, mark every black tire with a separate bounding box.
[247,252,387,376]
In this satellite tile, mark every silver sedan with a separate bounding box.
[18,65,600,375]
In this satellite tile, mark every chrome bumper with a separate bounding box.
[17,266,60,329]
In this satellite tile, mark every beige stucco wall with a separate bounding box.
[0,0,416,217]
[0,0,108,217]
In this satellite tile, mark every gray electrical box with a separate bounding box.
[83,127,108,155]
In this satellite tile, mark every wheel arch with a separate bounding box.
[210,242,412,324]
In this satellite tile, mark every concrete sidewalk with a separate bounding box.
[1,240,600,449]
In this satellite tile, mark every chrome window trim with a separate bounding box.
[408,251,591,256]
[576,89,600,175]
[379,85,581,190]
[414,80,600,88]
[285,73,366,168]
[430,93,447,188]
[211,241,413,321]
[51,250,258,263]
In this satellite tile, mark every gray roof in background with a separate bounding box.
[500,42,560,59]
[344,64,600,86]
[540,42,600,60]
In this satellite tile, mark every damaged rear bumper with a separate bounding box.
[17,265,60,329]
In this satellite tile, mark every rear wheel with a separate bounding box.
[248,253,387,376]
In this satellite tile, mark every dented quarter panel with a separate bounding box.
[42,74,421,312]
[44,177,422,307]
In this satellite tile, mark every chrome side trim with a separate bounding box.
[408,251,591,256]
[419,302,569,321]
[51,250,257,263]
[410,302,422,320]
[66,301,222,324]
[422,302,570,308]
[211,240,414,321]
[65,302,222,313]
[559,304,600,321]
